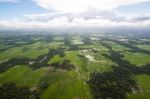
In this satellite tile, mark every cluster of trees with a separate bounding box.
[51,59,75,70]
[64,38,71,46]
[110,39,150,55]
[39,82,49,90]
[0,57,29,73]
[100,40,150,75]
[69,45,80,50]
[89,40,150,99]
[102,50,150,75]
[0,47,66,72]
[0,83,39,99]
[82,37,93,45]
[64,38,80,50]
[31,48,65,69]
[88,66,138,99]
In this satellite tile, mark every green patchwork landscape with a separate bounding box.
[0,33,150,99]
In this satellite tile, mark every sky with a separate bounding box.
[0,0,150,33]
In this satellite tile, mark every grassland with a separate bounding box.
[0,34,150,99]
[0,65,47,86]
[122,52,150,66]
[128,74,150,99]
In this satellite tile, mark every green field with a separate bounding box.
[128,74,150,99]
[122,52,150,66]
[0,34,150,99]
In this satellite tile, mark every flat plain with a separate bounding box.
[0,33,150,99]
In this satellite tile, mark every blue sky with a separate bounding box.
[0,0,49,20]
[0,0,150,31]
[116,1,150,14]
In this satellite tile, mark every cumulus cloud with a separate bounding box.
[24,9,126,23]
[133,16,150,21]
[24,12,74,22]
[33,0,148,13]
[1,9,150,31]
[0,0,150,33]
[1,15,150,30]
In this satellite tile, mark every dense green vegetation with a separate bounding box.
[88,66,138,99]
[0,33,150,99]
[0,83,39,99]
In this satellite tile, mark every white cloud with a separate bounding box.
[23,9,126,23]
[0,16,150,30]
[0,0,150,32]
[23,12,74,22]
[33,0,148,13]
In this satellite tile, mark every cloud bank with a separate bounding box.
[33,0,148,13]
[0,0,150,33]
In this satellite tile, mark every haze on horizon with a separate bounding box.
[0,0,150,33]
